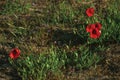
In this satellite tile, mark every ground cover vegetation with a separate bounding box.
[0,0,120,80]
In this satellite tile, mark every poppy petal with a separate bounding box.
[95,23,102,30]
[90,28,101,39]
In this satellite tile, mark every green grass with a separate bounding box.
[9,47,65,80]
[0,0,120,79]
[9,46,101,80]
[0,0,31,15]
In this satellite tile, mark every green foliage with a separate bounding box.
[45,1,76,24]
[65,45,101,70]
[96,0,120,43]
[1,0,120,79]
[9,46,101,79]
[0,0,31,15]
[57,1,75,23]
[9,47,65,80]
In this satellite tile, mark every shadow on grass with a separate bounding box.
[0,47,8,65]
[49,29,87,46]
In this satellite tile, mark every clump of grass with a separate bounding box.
[0,0,31,15]
[45,1,74,24]
[9,45,101,80]
[9,47,65,80]
[97,0,120,43]
[65,45,101,70]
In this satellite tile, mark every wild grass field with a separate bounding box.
[0,0,120,80]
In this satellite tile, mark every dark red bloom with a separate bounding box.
[90,28,101,39]
[86,24,96,32]
[86,23,102,32]
[86,8,94,17]
[9,48,20,59]
[95,23,102,30]
[86,23,102,39]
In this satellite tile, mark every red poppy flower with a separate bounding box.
[90,28,101,39]
[86,23,102,39]
[86,8,94,17]
[9,48,20,59]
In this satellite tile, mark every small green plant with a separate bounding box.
[65,45,101,70]
[77,46,101,69]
